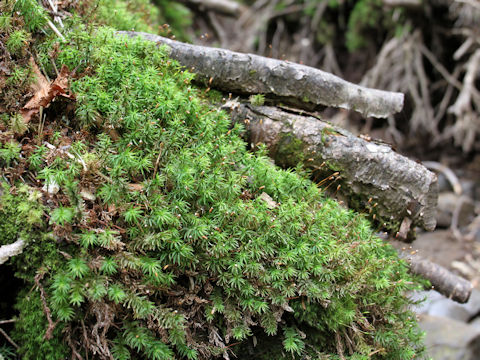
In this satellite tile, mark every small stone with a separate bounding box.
[258,192,277,209]
[418,314,480,360]
[412,289,480,323]
[42,179,59,194]
[428,299,471,322]
[80,189,96,201]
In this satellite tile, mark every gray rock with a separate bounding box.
[405,230,466,269]
[470,317,480,330]
[410,290,444,314]
[436,192,475,228]
[419,314,480,360]
[412,289,480,323]
[461,289,480,317]
[428,299,471,322]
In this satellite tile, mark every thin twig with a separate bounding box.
[207,11,227,48]
[449,48,480,115]
[451,195,469,241]
[335,331,346,360]
[47,20,66,41]
[454,37,474,60]
[0,327,19,349]
[422,161,462,195]
[34,272,59,340]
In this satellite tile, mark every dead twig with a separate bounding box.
[448,49,480,152]
[335,331,346,360]
[422,161,462,195]
[451,195,470,241]
[206,11,227,48]
[34,271,59,340]
[0,327,19,350]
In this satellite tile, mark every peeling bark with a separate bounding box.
[119,31,404,118]
[226,102,438,233]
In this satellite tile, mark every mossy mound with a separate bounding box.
[1,2,425,359]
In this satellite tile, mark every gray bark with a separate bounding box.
[226,102,438,233]
[0,238,25,265]
[119,31,404,118]
[401,252,473,303]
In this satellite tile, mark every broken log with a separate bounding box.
[400,251,473,303]
[119,31,404,118]
[226,102,438,233]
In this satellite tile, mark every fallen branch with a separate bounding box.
[226,102,438,233]
[400,251,472,303]
[119,31,404,118]
[0,238,26,265]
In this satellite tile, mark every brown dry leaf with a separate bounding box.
[20,58,74,123]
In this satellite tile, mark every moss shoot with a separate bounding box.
[0,1,425,359]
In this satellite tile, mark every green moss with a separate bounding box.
[6,29,30,55]
[12,290,69,360]
[249,94,265,106]
[91,0,191,40]
[94,0,161,33]
[13,0,48,31]
[203,88,224,104]
[0,141,21,167]
[1,2,426,359]
[0,14,12,32]
[345,0,406,52]
[273,133,305,168]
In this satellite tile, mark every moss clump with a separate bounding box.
[0,183,43,247]
[249,94,265,106]
[78,0,192,40]
[12,289,69,360]
[272,133,305,168]
[1,1,425,359]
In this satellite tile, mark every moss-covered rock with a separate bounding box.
[0,1,426,359]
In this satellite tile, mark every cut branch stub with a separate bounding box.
[400,251,473,303]
[119,31,404,118]
[227,103,438,233]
